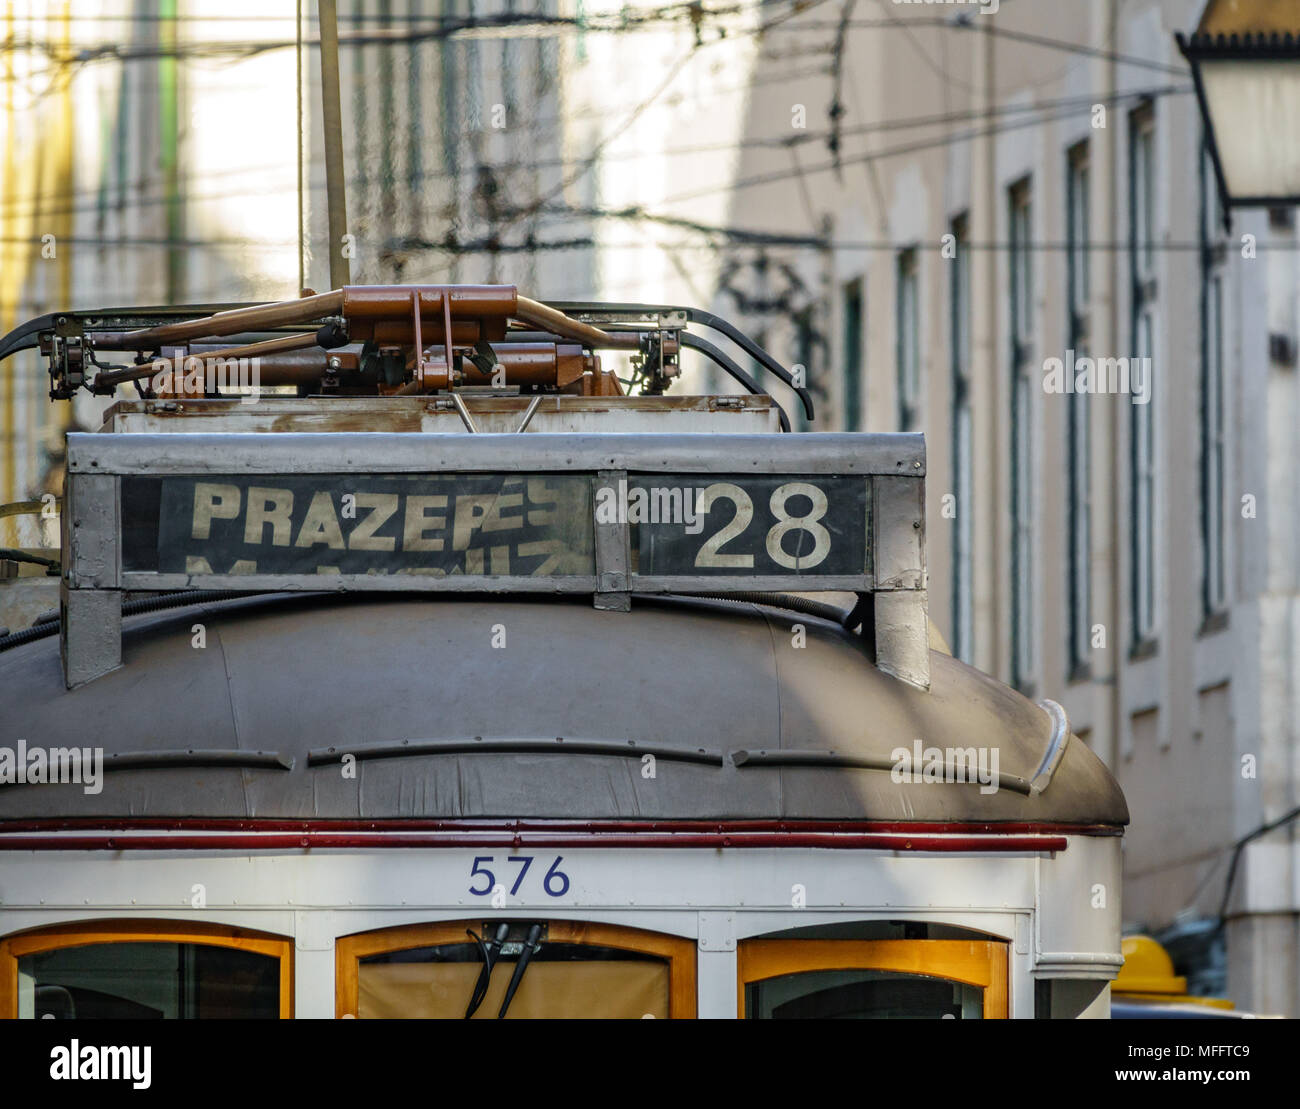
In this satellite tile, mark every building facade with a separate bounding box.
[717,0,1300,1014]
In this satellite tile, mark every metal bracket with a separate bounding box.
[593,469,630,612]
[59,471,123,689]
[60,585,122,689]
[871,472,929,690]
[514,395,541,433]
[451,392,480,433]
[697,911,736,952]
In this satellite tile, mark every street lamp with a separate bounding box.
[1177,0,1300,216]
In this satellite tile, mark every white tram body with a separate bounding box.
[0,290,1127,1020]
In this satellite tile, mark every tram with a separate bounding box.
[0,286,1127,1019]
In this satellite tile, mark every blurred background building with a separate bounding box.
[0,0,760,544]
[1,0,1297,1014]
[717,0,1300,1015]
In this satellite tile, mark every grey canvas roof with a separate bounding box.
[0,593,1128,826]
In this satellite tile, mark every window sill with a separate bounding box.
[1128,637,1159,662]
[1198,609,1229,637]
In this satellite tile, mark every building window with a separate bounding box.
[1066,143,1092,679]
[1200,141,1228,620]
[842,277,864,431]
[1130,106,1158,649]
[949,213,973,664]
[896,248,920,431]
[1,920,293,1019]
[1009,179,1035,693]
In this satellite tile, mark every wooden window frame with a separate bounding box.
[336,919,697,1019]
[737,939,1009,1019]
[0,919,294,1019]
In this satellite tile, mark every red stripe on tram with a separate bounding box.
[0,830,1069,852]
[0,817,1119,836]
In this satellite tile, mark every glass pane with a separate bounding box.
[1078,164,1090,304]
[1021,205,1032,340]
[19,943,279,1019]
[1070,157,1090,313]
[1134,123,1154,278]
[953,405,973,663]
[952,220,969,376]
[898,254,918,428]
[842,278,864,432]
[1206,275,1225,610]
[358,941,669,1018]
[747,969,984,1019]
[1069,384,1091,667]
[1013,373,1034,682]
[1142,131,1154,275]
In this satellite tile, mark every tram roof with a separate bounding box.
[0,592,1128,827]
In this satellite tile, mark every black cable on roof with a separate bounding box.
[0,589,253,654]
[0,587,860,657]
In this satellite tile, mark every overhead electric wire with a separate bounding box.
[0,6,1186,77]
[0,7,1210,280]
[0,10,1187,218]
[948,15,1189,78]
[658,82,1191,205]
[0,2,770,65]
[0,59,848,221]
[747,16,1189,79]
[497,43,704,231]
[0,1,780,27]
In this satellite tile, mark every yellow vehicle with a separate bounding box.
[1111,935,1243,1019]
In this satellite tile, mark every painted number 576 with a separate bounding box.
[468,855,570,897]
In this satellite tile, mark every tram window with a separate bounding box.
[738,939,1008,1018]
[338,921,697,1018]
[1,921,294,1019]
[359,941,668,1019]
[18,943,278,1019]
[746,970,984,1019]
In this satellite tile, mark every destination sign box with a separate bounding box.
[67,431,922,598]
[62,431,927,688]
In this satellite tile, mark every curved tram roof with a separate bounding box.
[0,593,1128,829]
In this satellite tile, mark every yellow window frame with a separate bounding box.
[336,919,697,1019]
[0,919,294,1019]
[738,938,1009,1018]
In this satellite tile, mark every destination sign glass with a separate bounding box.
[620,473,871,578]
[120,474,595,577]
[116,470,873,585]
